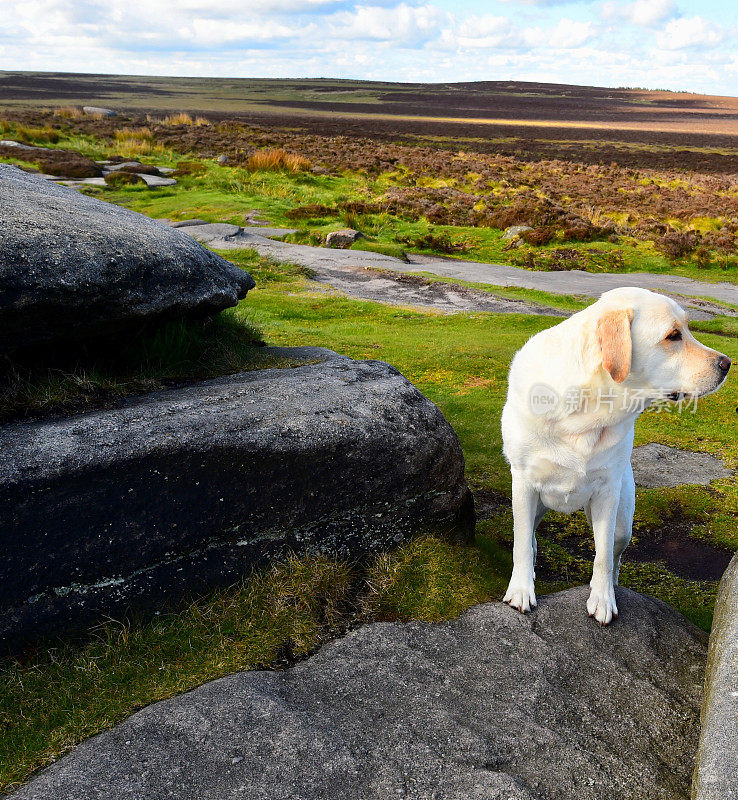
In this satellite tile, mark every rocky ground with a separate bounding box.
[8,587,707,800]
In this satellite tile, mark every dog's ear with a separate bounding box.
[597,309,633,383]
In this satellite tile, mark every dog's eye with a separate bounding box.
[665,329,682,341]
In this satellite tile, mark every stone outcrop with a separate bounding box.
[0,351,472,647]
[0,165,254,349]
[8,587,706,800]
[692,553,738,799]
[501,224,533,240]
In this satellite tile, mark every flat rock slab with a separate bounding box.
[318,264,568,316]
[183,222,242,242]
[10,587,706,800]
[83,106,115,116]
[242,226,298,239]
[184,230,566,316]
[693,553,738,799]
[138,174,177,187]
[57,177,107,186]
[0,165,254,349]
[103,162,145,173]
[0,355,471,647]
[631,444,731,488]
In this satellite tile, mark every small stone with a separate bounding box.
[631,443,731,487]
[137,174,177,187]
[326,229,365,249]
[501,225,533,240]
[217,154,229,165]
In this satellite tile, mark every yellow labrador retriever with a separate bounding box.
[502,287,730,624]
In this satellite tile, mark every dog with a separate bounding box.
[501,287,730,624]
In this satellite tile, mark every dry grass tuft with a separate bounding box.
[12,125,60,145]
[112,127,163,157]
[53,106,83,119]
[114,126,153,142]
[247,148,311,174]
[163,112,196,126]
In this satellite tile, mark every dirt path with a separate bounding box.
[177,225,738,315]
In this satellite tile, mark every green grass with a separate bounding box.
[0,555,356,791]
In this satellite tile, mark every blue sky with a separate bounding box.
[1,0,737,95]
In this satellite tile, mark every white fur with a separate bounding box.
[501,287,729,624]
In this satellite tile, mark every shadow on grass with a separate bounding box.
[0,311,265,423]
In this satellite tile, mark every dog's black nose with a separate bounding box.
[718,355,731,373]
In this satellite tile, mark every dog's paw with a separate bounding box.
[503,573,537,614]
[586,585,618,625]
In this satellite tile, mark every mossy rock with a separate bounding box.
[118,163,161,176]
[104,171,146,187]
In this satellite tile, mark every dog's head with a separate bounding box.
[587,287,730,399]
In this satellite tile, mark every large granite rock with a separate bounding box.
[9,587,706,800]
[0,353,472,647]
[0,165,254,350]
[692,553,738,799]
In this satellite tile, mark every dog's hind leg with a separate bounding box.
[613,465,635,586]
[503,471,542,613]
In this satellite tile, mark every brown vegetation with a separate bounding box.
[0,142,100,179]
[103,171,145,187]
[3,107,737,261]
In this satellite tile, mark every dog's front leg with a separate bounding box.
[503,471,540,613]
[587,490,620,625]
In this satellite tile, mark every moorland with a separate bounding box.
[1,73,737,790]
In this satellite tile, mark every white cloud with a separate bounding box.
[601,0,676,28]
[656,16,724,50]
[0,0,736,95]
[328,3,447,44]
[497,0,597,5]
[524,18,596,48]
[455,16,518,49]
